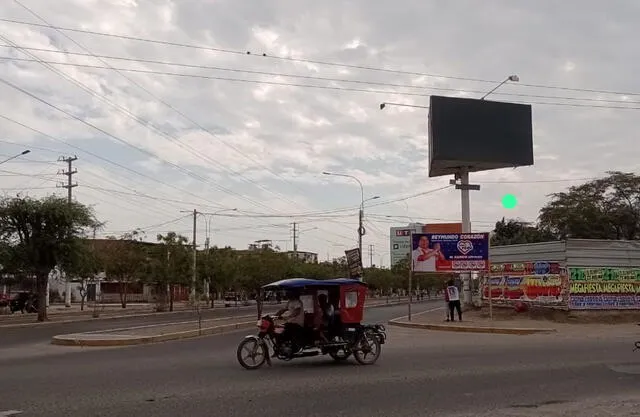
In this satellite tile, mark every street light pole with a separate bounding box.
[201,208,237,303]
[322,171,379,279]
[0,149,30,165]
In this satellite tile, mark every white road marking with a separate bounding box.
[0,411,23,416]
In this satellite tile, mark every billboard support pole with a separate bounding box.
[459,167,473,305]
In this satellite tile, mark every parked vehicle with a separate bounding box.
[236,278,386,370]
[9,291,38,314]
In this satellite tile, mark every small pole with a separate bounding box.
[408,231,413,321]
[488,275,493,320]
[408,269,413,321]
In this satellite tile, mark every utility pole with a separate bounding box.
[204,235,210,302]
[58,156,78,204]
[180,209,199,300]
[369,244,374,267]
[292,222,298,258]
[358,209,364,266]
[191,209,197,300]
[58,156,77,308]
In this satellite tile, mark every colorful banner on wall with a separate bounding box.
[568,267,640,310]
[410,233,489,272]
[482,262,568,306]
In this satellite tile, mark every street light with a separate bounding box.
[203,208,239,248]
[0,149,30,165]
[380,102,429,110]
[201,208,237,304]
[323,171,379,277]
[480,74,520,100]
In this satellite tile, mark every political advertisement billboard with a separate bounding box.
[390,223,462,267]
[410,233,489,272]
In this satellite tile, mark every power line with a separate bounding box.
[2,17,639,98]
[4,55,640,110]
[0,113,237,213]
[0,35,286,212]
[1,28,367,242]
[2,47,639,106]
[2,7,361,228]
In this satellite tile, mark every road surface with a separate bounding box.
[0,302,638,417]
[1,299,413,347]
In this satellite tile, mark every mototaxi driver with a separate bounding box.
[275,292,304,350]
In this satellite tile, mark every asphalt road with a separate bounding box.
[1,302,639,417]
[0,306,260,347]
[0,299,412,347]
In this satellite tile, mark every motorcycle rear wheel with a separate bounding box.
[353,333,381,365]
[237,338,267,370]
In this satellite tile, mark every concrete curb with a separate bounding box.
[51,320,257,347]
[387,309,558,335]
[48,299,416,347]
[0,306,258,329]
[1,299,410,329]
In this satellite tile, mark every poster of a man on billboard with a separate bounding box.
[411,233,489,272]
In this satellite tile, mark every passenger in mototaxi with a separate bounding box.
[313,293,335,343]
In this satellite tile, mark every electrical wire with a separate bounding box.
[1,48,638,106]
[2,17,639,98]
[0,26,367,244]
[4,4,371,228]
[0,34,285,212]
[4,55,640,110]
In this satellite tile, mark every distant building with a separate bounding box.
[286,251,319,264]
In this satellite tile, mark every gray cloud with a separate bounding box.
[0,0,638,263]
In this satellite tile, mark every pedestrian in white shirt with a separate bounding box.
[446,279,462,321]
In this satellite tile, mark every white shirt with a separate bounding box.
[446,286,460,302]
[285,299,304,326]
[412,248,436,272]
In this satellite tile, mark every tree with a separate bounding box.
[67,240,101,311]
[539,171,640,240]
[98,229,149,308]
[200,246,239,304]
[0,196,99,321]
[238,247,288,294]
[153,232,191,312]
[491,218,556,246]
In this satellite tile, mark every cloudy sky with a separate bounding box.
[1,0,638,266]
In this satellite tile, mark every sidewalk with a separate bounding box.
[389,306,640,337]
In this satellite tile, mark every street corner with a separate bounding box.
[387,316,557,335]
[50,320,257,347]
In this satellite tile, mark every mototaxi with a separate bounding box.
[236,278,386,369]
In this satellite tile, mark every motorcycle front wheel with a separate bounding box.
[237,338,268,370]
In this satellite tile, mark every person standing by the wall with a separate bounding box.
[444,281,452,321]
[446,279,462,322]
